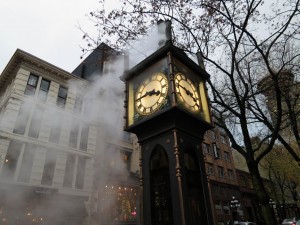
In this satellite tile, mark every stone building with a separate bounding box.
[0,47,139,225]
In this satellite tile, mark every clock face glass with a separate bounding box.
[175,73,201,112]
[135,72,168,115]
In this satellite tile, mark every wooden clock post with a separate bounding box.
[121,21,214,225]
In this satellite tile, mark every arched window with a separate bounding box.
[150,146,173,225]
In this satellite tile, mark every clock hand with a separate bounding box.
[148,89,161,96]
[177,84,192,96]
[136,89,161,101]
[177,84,200,107]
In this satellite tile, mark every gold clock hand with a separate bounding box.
[136,91,151,101]
[148,89,161,96]
[177,83,199,107]
[136,89,161,101]
[178,84,193,98]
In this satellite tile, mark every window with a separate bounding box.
[239,175,247,187]
[220,135,227,144]
[218,166,225,178]
[223,151,230,161]
[41,150,56,185]
[75,156,86,189]
[63,154,76,188]
[206,163,214,175]
[202,143,210,154]
[213,143,221,159]
[228,169,235,180]
[248,178,254,189]
[13,104,30,135]
[223,202,230,215]
[24,74,38,96]
[28,107,44,138]
[1,141,22,180]
[121,151,131,170]
[79,124,89,151]
[69,123,79,148]
[49,122,62,144]
[74,95,83,113]
[38,78,50,101]
[122,132,131,143]
[211,131,217,140]
[56,86,68,107]
[17,144,36,183]
[215,201,222,215]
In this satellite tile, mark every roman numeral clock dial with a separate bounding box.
[175,73,201,112]
[135,72,168,116]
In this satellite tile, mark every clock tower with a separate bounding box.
[122,21,213,225]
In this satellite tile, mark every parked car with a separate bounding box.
[282,218,299,225]
[235,222,257,225]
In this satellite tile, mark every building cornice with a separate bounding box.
[0,49,89,88]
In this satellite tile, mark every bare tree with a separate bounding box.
[80,0,300,224]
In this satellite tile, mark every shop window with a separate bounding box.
[1,141,22,180]
[100,186,138,223]
[24,74,39,96]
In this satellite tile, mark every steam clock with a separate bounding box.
[122,24,213,225]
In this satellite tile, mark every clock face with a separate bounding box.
[135,72,168,115]
[175,73,201,112]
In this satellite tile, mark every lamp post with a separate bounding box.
[269,198,277,223]
[230,196,241,222]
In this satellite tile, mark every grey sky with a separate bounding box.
[0,0,115,73]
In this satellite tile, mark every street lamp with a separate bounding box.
[269,198,275,207]
[269,198,277,223]
[230,196,241,222]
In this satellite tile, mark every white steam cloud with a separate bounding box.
[0,22,166,225]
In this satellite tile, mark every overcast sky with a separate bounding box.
[0,0,113,74]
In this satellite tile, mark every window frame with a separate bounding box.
[56,85,68,107]
[24,74,39,96]
[218,166,225,178]
[38,78,51,101]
